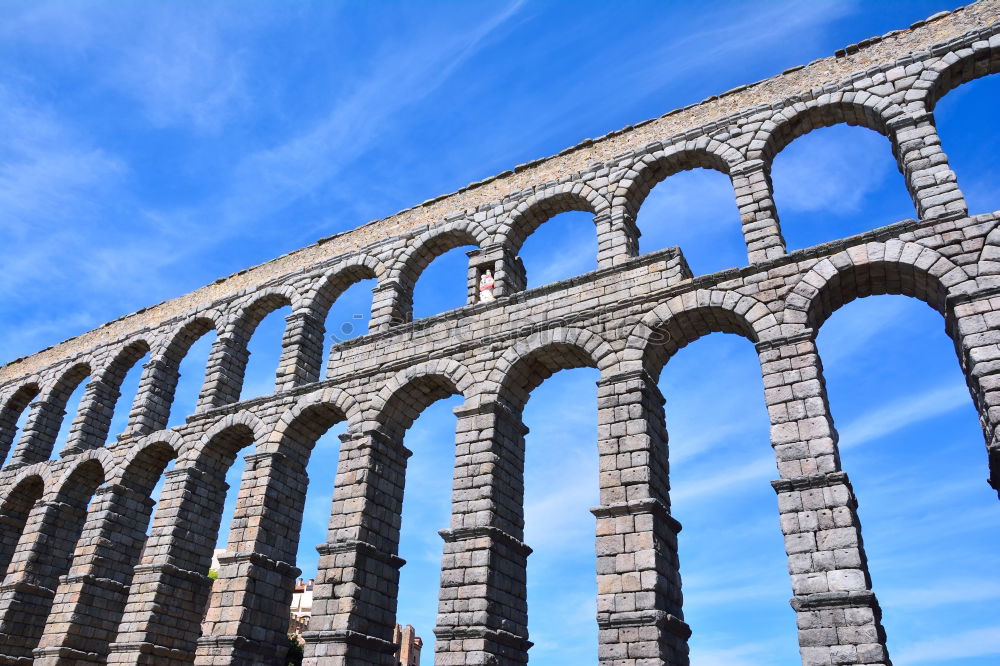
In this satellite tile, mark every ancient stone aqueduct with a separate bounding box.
[1,3,999,665]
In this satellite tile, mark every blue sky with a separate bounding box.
[1,1,999,664]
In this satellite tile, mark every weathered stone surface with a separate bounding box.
[0,3,998,665]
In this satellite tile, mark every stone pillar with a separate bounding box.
[435,400,532,665]
[303,430,410,666]
[592,369,689,666]
[33,484,157,665]
[124,358,180,437]
[370,280,406,332]
[0,388,36,468]
[757,332,890,666]
[0,499,89,662]
[275,311,326,392]
[61,378,120,456]
[596,211,637,269]
[196,451,306,666]
[107,467,227,666]
[731,159,786,263]
[949,289,1000,499]
[9,399,68,467]
[891,113,967,220]
[196,335,248,411]
[468,243,526,300]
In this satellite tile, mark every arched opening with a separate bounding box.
[289,408,348,614]
[658,333,798,663]
[0,384,38,468]
[0,475,43,579]
[401,229,480,321]
[493,341,602,662]
[932,73,1000,215]
[412,246,475,319]
[0,459,105,660]
[36,441,178,661]
[817,294,1000,662]
[103,343,151,444]
[393,391,463,656]
[239,299,293,400]
[167,326,216,428]
[633,301,797,661]
[635,167,744,276]
[314,267,377,377]
[518,210,599,288]
[49,364,91,459]
[770,124,912,251]
[214,440,254,553]
[108,424,265,663]
[522,365,600,662]
[197,402,351,663]
[354,372,467,659]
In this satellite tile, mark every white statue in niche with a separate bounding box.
[479,269,496,303]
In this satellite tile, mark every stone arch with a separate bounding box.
[94,339,152,386]
[10,361,91,465]
[749,93,907,164]
[0,472,45,578]
[624,289,773,380]
[0,464,50,511]
[748,93,938,221]
[113,432,184,495]
[305,254,386,317]
[368,358,476,439]
[157,314,220,366]
[0,382,40,466]
[224,285,301,340]
[191,411,266,472]
[484,327,619,408]
[262,387,361,471]
[783,241,999,490]
[494,182,619,272]
[50,450,111,503]
[386,223,487,324]
[922,41,1000,112]
[131,313,220,433]
[612,140,744,221]
[204,287,302,405]
[73,338,152,447]
[784,240,975,330]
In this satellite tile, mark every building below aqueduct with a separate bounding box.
[1,2,999,665]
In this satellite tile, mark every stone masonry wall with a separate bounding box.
[1,3,1000,665]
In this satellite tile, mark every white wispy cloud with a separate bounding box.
[221,0,526,230]
[881,578,1000,609]
[690,637,789,666]
[0,2,257,132]
[893,625,1000,665]
[0,85,126,236]
[772,124,897,214]
[837,383,970,450]
[671,456,775,503]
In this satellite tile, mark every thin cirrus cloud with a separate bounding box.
[893,625,1000,665]
[771,128,896,214]
[0,3,996,664]
[836,383,970,450]
[222,0,526,231]
[0,2,258,132]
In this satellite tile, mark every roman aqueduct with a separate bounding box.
[1,3,999,665]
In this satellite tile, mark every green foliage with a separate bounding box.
[286,635,304,666]
[207,568,218,580]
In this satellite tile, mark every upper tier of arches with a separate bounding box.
[2,22,999,479]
